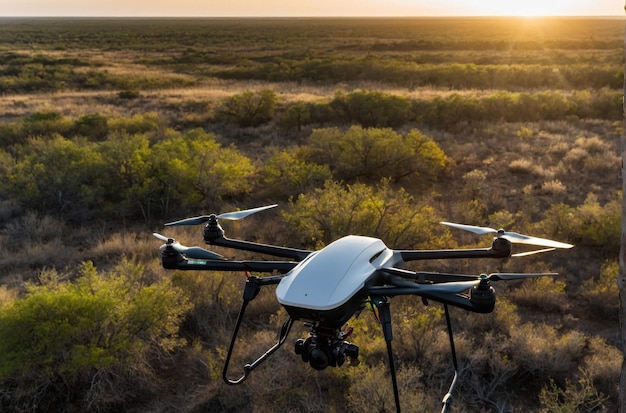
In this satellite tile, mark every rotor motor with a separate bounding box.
[469,275,496,313]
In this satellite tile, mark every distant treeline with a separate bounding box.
[214,59,621,90]
[1,51,621,94]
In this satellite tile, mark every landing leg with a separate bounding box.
[441,304,459,413]
[371,296,401,413]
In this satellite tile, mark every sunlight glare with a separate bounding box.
[474,0,579,16]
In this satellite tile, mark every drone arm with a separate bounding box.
[161,249,298,273]
[398,246,510,262]
[368,285,493,313]
[399,237,511,262]
[207,236,312,261]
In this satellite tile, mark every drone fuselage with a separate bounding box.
[276,235,401,327]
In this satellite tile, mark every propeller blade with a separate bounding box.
[511,248,556,257]
[165,215,213,226]
[498,232,573,249]
[440,221,496,236]
[440,222,573,249]
[179,246,226,260]
[217,204,278,220]
[153,232,171,242]
[382,266,560,284]
[153,233,225,260]
[488,272,558,281]
[165,204,278,226]
[418,280,479,294]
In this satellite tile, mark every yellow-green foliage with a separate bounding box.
[578,260,619,321]
[0,258,190,412]
[282,179,447,248]
[261,149,332,199]
[306,125,448,183]
[539,368,608,413]
[539,192,621,251]
[217,89,278,127]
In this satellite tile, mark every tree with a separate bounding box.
[261,149,331,198]
[96,131,154,219]
[72,113,109,140]
[281,179,447,248]
[306,126,448,184]
[150,128,256,212]
[217,89,277,127]
[6,135,105,220]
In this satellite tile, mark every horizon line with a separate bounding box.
[0,14,622,18]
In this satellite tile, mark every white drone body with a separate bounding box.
[276,235,401,327]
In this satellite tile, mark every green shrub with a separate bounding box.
[278,102,311,132]
[5,135,105,220]
[217,89,277,127]
[0,259,190,412]
[539,193,620,252]
[72,113,109,140]
[578,260,619,321]
[19,110,73,138]
[306,126,447,184]
[117,89,141,99]
[330,91,413,128]
[261,149,332,198]
[282,179,447,248]
[539,369,608,413]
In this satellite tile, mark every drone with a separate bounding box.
[153,204,573,413]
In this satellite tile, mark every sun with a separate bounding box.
[474,0,578,16]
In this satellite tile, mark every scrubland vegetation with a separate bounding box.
[0,17,622,412]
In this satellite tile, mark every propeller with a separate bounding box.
[153,233,226,260]
[417,272,559,293]
[440,221,574,250]
[382,266,558,285]
[165,204,278,227]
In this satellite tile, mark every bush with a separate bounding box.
[72,113,109,140]
[117,89,141,99]
[0,259,191,412]
[306,125,448,184]
[578,260,619,321]
[261,149,332,198]
[4,135,105,220]
[539,193,620,252]
[278,102,311,132]
[282,179,447,248]
[217,89,277,127]
[330,91,413,127]
[19,110,73,138]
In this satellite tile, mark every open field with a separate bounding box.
[0,17,623,412]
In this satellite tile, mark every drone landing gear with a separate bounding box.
[223,275,293,385]
[370,297,460,413]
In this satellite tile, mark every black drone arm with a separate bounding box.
[398,237,511,262]
[161,248,298,273]
[367,285,495,314]
[206,236,312,261]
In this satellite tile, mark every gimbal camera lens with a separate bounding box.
[295,337,358,370]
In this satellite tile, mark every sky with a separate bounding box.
[0,0,622,17]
